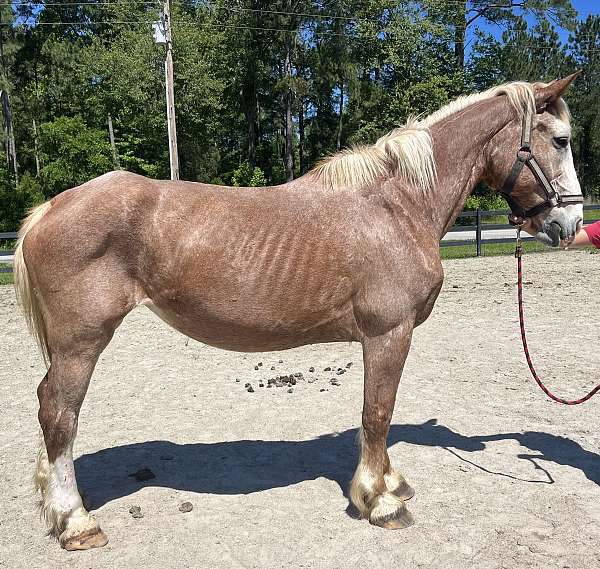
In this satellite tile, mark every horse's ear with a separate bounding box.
[534,71,581,111]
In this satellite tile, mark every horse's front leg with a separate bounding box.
[350,321,415,529]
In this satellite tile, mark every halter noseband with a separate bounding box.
[501,109,583,225]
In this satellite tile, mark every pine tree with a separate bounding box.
[569,15,600,197]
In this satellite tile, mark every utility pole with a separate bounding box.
[107,114,121,170]
[163,0,179,181]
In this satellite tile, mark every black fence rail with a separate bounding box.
[1,204,599,273]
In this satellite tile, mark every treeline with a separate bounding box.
[0,0,599,230]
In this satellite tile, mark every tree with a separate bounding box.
[425,0,576,72]
[569,15,600,197]
[0,0,593,232]
[38,116,112,197]
[0,4,18,182]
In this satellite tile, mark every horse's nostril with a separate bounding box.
[549,221,564,242]
[576,218,583,233]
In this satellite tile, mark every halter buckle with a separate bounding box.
[508,213,524,226]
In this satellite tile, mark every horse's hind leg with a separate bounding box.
[36,348,108,549]
[35,308,125,550]
[350,322,415,529]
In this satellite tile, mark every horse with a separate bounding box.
[14,73,583,550]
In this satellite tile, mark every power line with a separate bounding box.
[3,2,381,24]
[2,0,597,22]
[0,0,573,5]
[212,5,383,24]
[5,17,600,44]
[8,20,156,25]
[9,20,599,40]
[3,19,349,37]
[1,0,596,39]
[5,13,600,47]
[1,1,159,5]
[7,21,600,53]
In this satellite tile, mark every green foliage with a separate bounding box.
[464,193,508,212]
[0,170,22,231]
[458,185,510,227]
[391,74,465,120]
[231,161,267,187]
[38,116,112,197]
[567,15,600,198]
[249,166,267,187]
[17,171,45,206]
[0,169,43,231]
[115,134,160,178]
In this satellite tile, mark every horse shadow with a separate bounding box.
[74,419,600,510]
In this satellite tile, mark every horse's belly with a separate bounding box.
[141,297,358,352]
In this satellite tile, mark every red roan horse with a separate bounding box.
[14,74,583,550]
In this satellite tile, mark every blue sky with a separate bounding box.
[572,0,599,19]
[561,0,599,41]
[476,0,600,44]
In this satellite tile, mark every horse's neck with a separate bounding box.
[428,98,514,239]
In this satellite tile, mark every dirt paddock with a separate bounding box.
[1,250,599,569]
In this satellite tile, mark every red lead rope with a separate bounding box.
[515,234,600,404]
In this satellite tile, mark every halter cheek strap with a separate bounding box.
[500,111,583,223]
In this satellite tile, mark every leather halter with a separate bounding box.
[501,109,583,224]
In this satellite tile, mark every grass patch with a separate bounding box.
[481,215,508,225]
[0,238,15,286]
[441,240,548,260]
[0,263,15,285]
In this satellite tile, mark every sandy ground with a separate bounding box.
[1,249,599,569]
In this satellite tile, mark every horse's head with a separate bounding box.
[484,72,583,247]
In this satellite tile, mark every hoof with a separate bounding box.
[369,493,415,530]
[385,471,415,501]
[61,528,109,551]
[391,479,415,501]
[375,511,415,530]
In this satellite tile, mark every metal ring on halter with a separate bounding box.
[508,213,525,227]
[516,148,532,162]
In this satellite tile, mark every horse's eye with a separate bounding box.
[553,136,569,149]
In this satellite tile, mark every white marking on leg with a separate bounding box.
[350,430,379,516]
[48,447,83,514]
[384,470,403,493]
[36,441,96,537]
[370,492,406,521]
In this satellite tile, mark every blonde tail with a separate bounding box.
[14,201,53,367]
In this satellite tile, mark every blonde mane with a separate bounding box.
[310,81,568,192]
